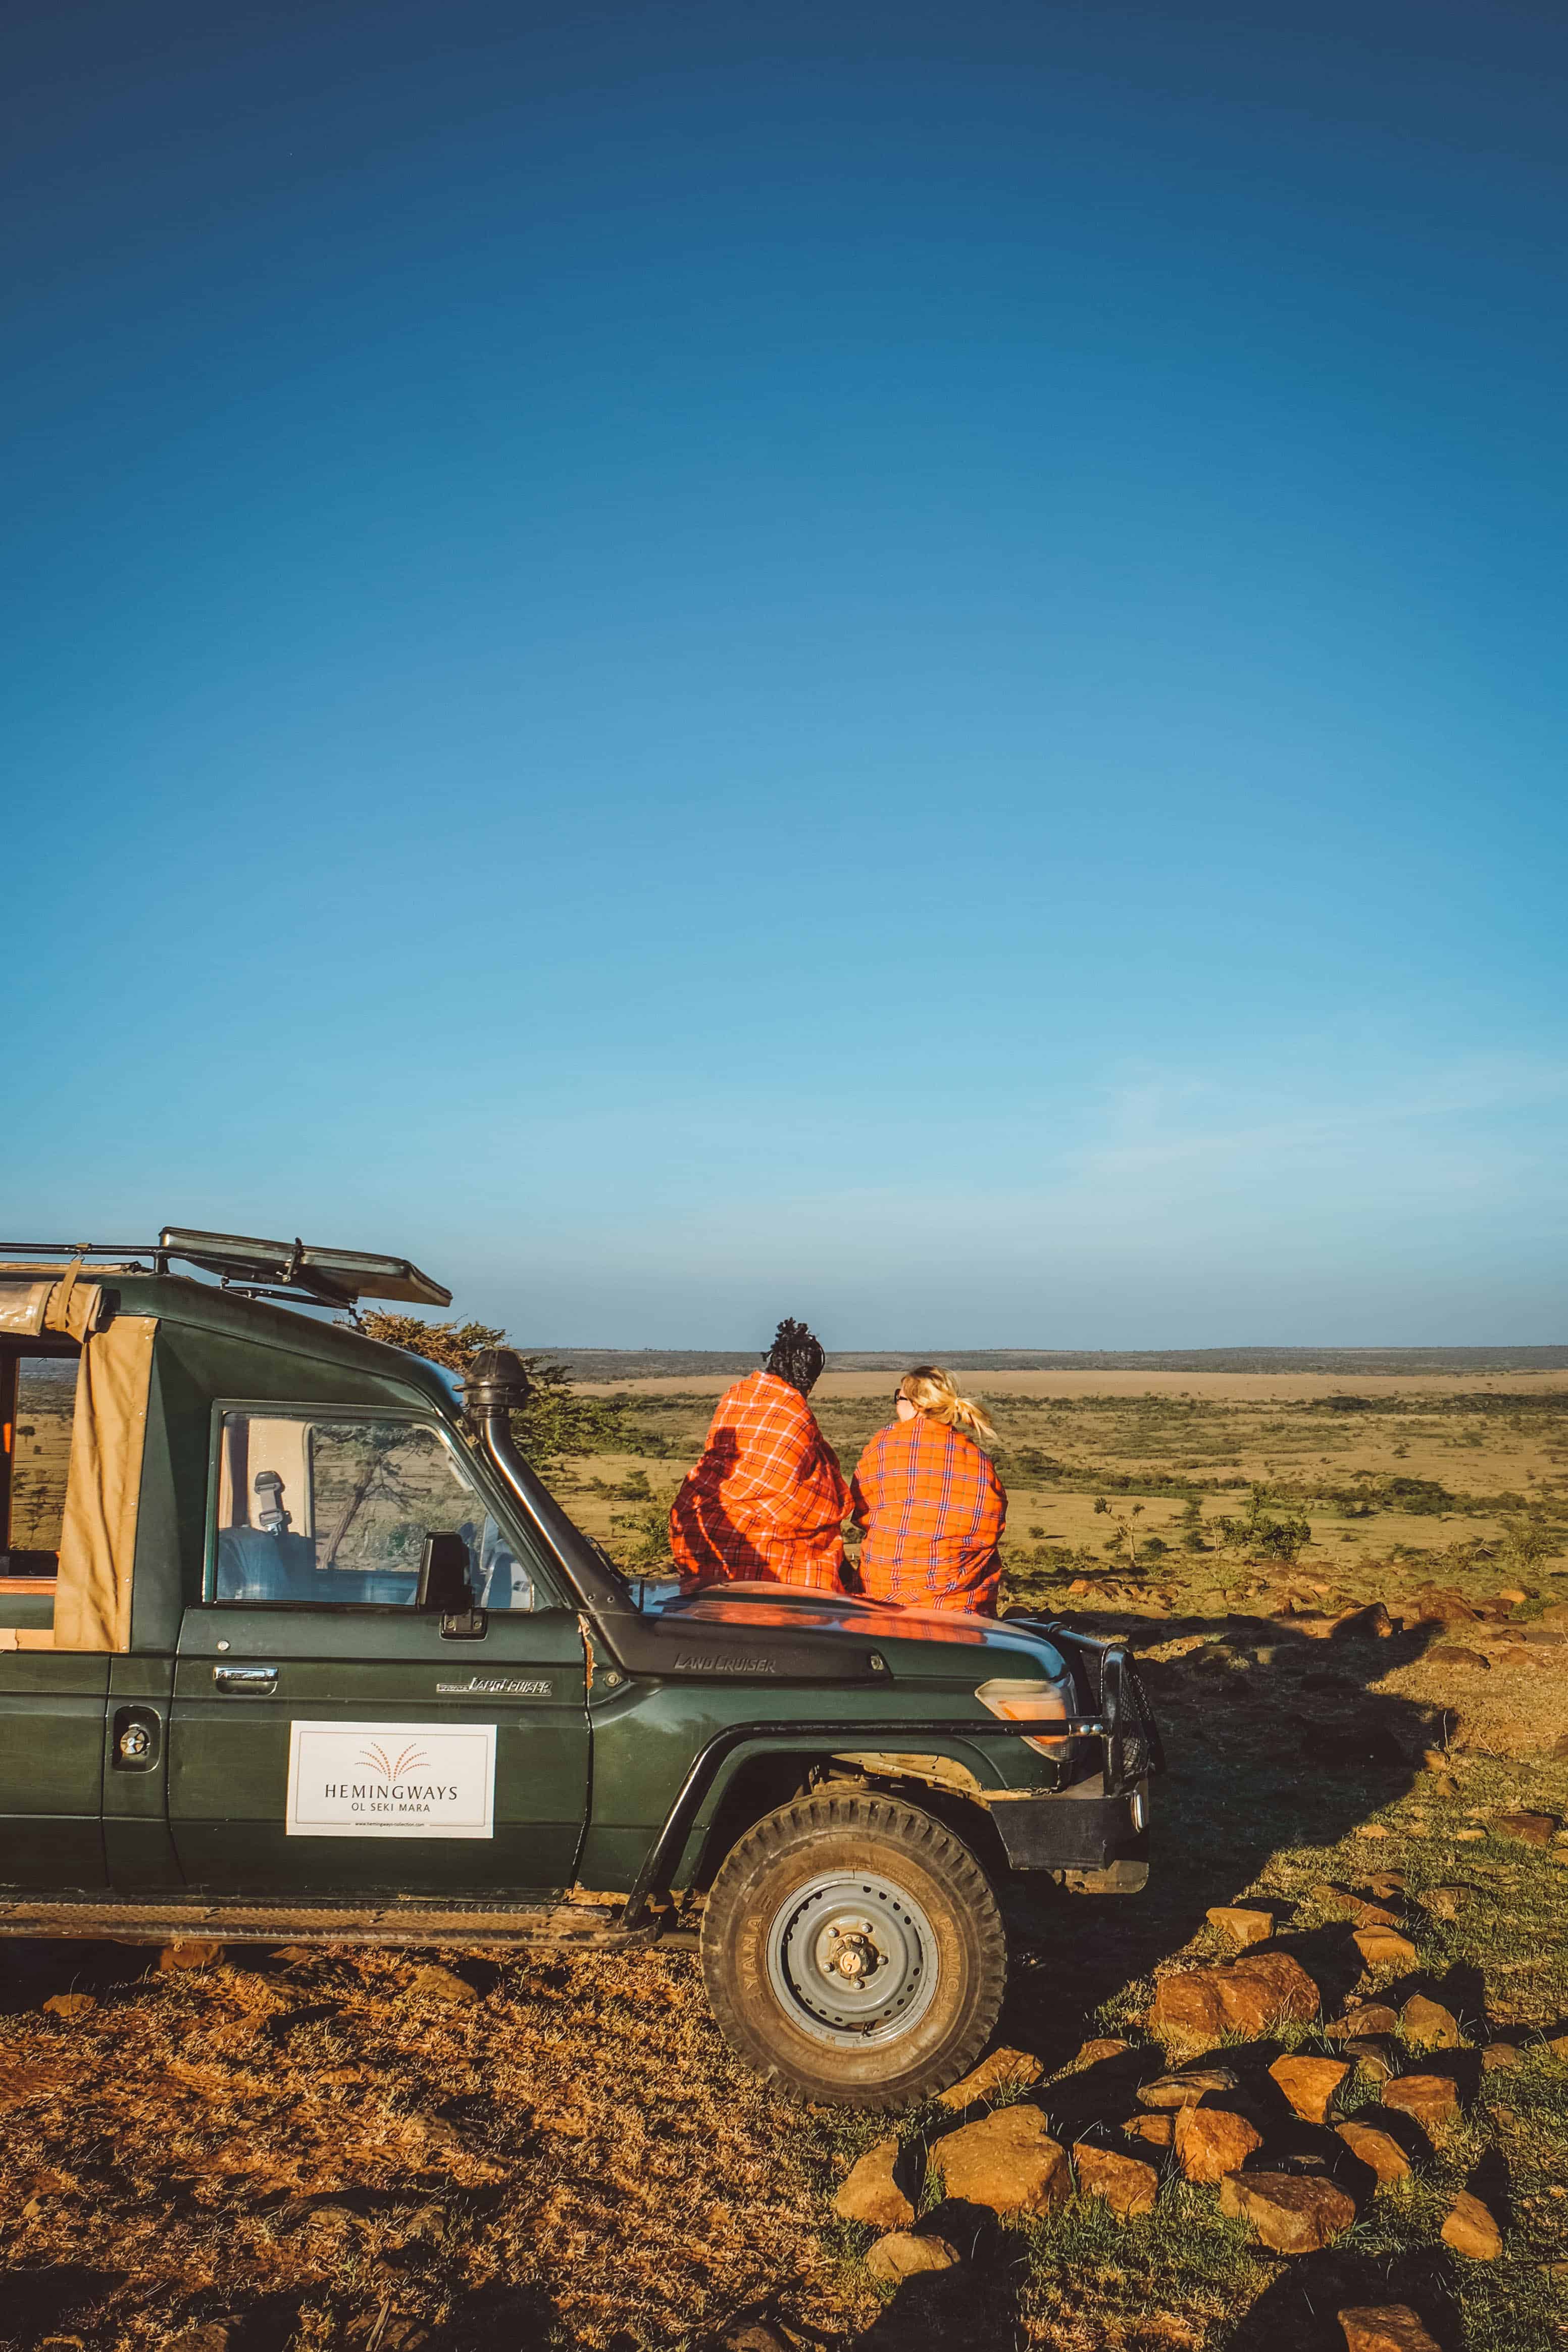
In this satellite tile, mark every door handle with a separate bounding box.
[214,1664,278,1694]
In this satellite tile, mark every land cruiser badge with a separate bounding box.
[286,1720,496,1839]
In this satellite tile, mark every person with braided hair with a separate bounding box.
[668,1319,849,1590]
[849,1365,1007,1613]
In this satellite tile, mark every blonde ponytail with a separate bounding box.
[896,1365,997,1448]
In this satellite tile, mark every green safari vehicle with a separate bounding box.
[0,1229,1160,2109]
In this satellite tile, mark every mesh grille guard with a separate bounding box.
[1002,1613,1166,1795]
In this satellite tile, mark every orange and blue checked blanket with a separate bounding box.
[849,1415,1006,1613]
[668,1369,849,1589]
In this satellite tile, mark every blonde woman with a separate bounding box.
[848,1366,1006,1614]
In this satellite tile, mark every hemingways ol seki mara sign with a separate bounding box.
[286,1721,496,1839]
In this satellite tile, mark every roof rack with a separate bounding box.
[0,1229,451,1312]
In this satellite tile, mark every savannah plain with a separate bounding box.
[3,1359,1566,2352]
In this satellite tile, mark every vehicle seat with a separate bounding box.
[215,1528,318,1601]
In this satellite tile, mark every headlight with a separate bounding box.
[975,1676,1071,1754]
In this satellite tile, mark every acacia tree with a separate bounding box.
[357,1313,627,1467]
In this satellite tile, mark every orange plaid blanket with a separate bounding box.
[669,1370,849,1589]
[849,1417,1006,1612]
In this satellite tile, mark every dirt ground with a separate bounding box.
[1,1373,1565,2351]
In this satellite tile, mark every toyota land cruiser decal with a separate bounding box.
[435,1677,553,1696]
[672,1650,779,1674]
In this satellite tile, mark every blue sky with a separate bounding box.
[6,1,1565,1346]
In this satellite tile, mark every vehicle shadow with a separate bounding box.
[996,1608,1458,2069]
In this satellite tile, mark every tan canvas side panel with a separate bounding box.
[53,1317,159,1654]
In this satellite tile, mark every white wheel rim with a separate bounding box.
[764,1869,941,2049]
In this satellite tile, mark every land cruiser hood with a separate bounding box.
[646,1580,1073,1686]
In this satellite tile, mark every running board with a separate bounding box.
[0,1897,693,1949]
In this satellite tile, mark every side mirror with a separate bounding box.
[417,1531,473,1614]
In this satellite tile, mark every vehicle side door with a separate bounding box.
[165,1404,589,1897]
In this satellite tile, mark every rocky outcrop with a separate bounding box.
[1173,2104,1263,2184]
[1335,2119,1413,2183]
[1219,2171,1357,2253]
[1337,2308,1442,2352]
[865,2232,960,2281]
[1440,2189,1503,2259]
[1071,2144,1158,2218]
[833,2137,916,2228]
[1150,1950,1319,2041]
[1268,2055,1349,2123]
[934,2108,1071,2217]
[1382,2074,1459,2130]
[935,2046,1043,2109]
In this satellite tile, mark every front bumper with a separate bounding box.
[988,1773,1150,1888]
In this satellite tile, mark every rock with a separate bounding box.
[1174,2104,1264,2183]
[1356,1823,1392,1838]
[864,2232,960,2282]
[1219,2171,1357,2253]
[1311,1879,1355,1907]
[1440,2189,1503,2259]
[1152,1950,1320,2043]
[407,1964,481,2005]
[1341,2037,1399,2082]
[1128,2113,1174,2146]
[1335,2120,1413,2183]
[720,2323,795,2351]
[1337,2307,1442,2352]
[1353,1926,1420,1969]
[1137,2066,1242,2110]
[1414,1884,1473,1920]
[1206,1905,1274,1949]
[936,2045,1043,2108]
[1347,1899,1406,1929]
[42,1992,96,2020]
[834,2137,916,2228]
[1365,1870,1408,1895]
[1496,1812,1557,1846]
[1149,1972,1228,2041]
[1072,2143,1159,2217]
[1335,1603,1394,1640]
[1427,1645,1489,1669]
[1409,1586,1478,1624]
[1382,2073,1459,2129]
[1269,2055,1350,2123]
[1399,1995,1461,2048]
[1070,2038,1131,2067]
[160,1940,225,1972]
[934,2108,1071,2217]
[1326,2003,1399,2039]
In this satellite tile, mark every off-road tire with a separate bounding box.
[698,1790,1007,2109]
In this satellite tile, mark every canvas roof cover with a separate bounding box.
[1,1265,156,1652]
